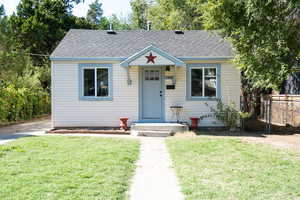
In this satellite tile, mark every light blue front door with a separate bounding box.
[142,67,163,121]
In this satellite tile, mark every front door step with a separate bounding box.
[131,130,171,137]
[131,123,189,137]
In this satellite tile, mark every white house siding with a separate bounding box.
[51,61,139,128]
[165,62,240,126]
[52,60,240,128]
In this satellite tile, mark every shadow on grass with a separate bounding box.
[0,134,38,143]
[244,118,300,135]
[194,130,267,137]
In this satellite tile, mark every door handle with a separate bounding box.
[160,91,162,97]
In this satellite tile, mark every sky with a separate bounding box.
[0,0,132,17]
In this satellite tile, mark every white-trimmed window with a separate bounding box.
[187,64,220,100]
[79,64,112,100]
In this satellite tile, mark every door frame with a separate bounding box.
[138,66,165,122]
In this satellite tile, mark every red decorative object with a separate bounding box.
[120,117,129,131]
[190,117,199,130]
[145,52,157,64]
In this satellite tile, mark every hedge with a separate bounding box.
[0,85,50,123]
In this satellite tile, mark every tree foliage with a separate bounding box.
[86,0,131,30]
[108,14,132,30]
[130,0,149,29]
[0,30,51,123]
[0,4,4,17]
[0,84,50,123]
[9,0,93,65]
[147,0,205,30]
[129,0,206,30]
[202,0,300,90]
[87,0,104,26]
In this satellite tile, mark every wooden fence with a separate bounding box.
[261,95,300,127]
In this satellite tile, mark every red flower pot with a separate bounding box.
[120,117,129,131]
[190,117,199,130]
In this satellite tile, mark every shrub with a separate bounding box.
[0,83,50,123]
[205,100,250,131]
[0,45,51,124]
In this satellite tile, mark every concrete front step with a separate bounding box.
[131,130,171,137]
[131,123,189,137]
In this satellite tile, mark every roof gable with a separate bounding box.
[120,45,185,67]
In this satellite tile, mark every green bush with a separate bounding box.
[205,100,250,131]
[0,84,50,124]
[0,42,51,124]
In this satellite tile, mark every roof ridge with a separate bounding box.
[68,29,215,32]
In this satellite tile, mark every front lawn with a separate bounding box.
[167,137,300,200]
[0,136,139,200]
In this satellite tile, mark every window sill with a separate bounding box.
[186,97,219,101]
[79,97,113,101]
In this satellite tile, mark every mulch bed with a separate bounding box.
[46,128,130,135]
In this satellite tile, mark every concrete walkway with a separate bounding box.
[129,137,184,200]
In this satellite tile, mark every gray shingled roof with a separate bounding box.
[50,29,233,58]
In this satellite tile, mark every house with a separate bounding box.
[50,29,240,128]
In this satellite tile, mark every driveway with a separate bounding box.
[0,117,51,144]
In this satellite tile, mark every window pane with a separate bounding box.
[204,68,216,97]
[155,70,159,80]
[83,69,95,96]
[150,70,154,80]
[191,69,203,96]
[205,68,216,77]
[97,68,109,97]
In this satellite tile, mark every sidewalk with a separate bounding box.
[129,137,184,200]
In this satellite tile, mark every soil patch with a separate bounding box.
[47,127,130,135]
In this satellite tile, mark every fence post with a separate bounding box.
[264,98,268,133]
[240,96,244,131]
[268,97,272,134]
[264,96,272,134]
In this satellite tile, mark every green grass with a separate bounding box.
[0,136,139,200]
[167,137,300,200]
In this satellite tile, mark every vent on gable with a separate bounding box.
[174,30,184,34]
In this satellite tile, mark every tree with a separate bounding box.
[87,0,104,26]
[130,0,149,29]
[9,0,93,65]
[147,0,205,30]
[108,14,132,30]
[0,4,4,17]
[202,0,300,90]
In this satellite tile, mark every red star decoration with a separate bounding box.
[145,52,157,64]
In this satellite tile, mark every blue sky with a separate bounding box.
[0,0,132,17]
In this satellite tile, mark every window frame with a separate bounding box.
[186,63,221,101]
[79,63,113,101]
